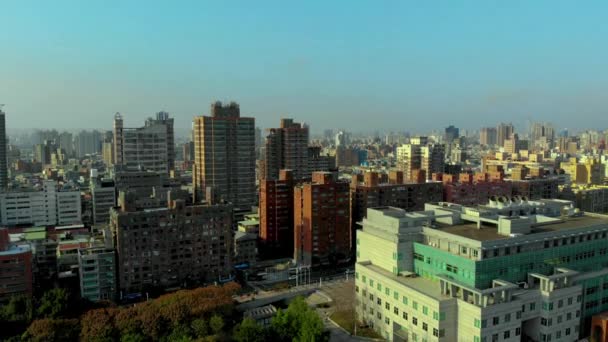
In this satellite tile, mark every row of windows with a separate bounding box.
[540,326,578,341]
[474,328,521,342]
[362,304,444,337]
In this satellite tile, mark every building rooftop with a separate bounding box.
[436,214,608,242]
[238,220,259,227]
[359,262,449,301]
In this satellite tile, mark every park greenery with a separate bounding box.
[1,285,328,342]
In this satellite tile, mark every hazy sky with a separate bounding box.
[2,1,608,134]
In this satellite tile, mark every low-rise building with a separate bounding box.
[78,247,116,302]
[0,228,33,302]
[234,231,257,267]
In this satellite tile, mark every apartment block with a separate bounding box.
[480,127,497,146]
[294,172,350,267]
[110,192,233,294]
[91,178,116,225]
[193,101,256,210]
[509,177,559,200]
[350,171,443,234]
[0,181,81,226]
[356,199,608,341]
[560,185,608,214]
[307,146,336,174]
[0,228,33,302]
[113,111,175,173]
[78,247,116,302]
[259,170,296,257]
[263,119,309,180]
[441,173,513,206]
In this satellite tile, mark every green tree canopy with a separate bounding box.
[36,288,70,319]
[233,317,266,342]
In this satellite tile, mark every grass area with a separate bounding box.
[330,310,381,339]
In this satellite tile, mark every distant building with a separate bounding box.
[496,122,514,148]
[444,125,459,143]
[113,111,175,173]
[0,181,81,226]
[509,177,559,200]
[479,127,497,146]
[560,185,608,214]
[294,172,350,267]
[75,130,102,157]
[0,109,7,191]
[193,101,256,210]
[78,247,116,302]
[263,119,309,180]
[110,192,233,293]
[396,143,421,182]
[0,228,33,302]
[421,144,445,179]
[336,146,360,167]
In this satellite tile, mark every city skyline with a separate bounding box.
[2,1,608,132]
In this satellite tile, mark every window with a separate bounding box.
[530,303,536,311]
[556,331,561,339]
[394,291,399,300]
[393,307,399,315]
[516,311,521,319]
[377,283,382,291]
[422,306,428,315]
[377,298,382,305]
[541,318,547,326]
[516,327,521,336]
[492,334,498,342]
[565,328,571,336]
[433,311,439,320]
[474,318,481,328]
[370,279,374,287]
[433,328,439,337]
[412,317,418,326]
[422,322,428,331]
[505,313,511,322]
[504,331,510,339]
[558,299,563,308]
[369,294,374,301]
[557,315,562,324]
[446,264,458,274]
[385,317,390,325]
[385,302,390,310]
[481,319,487,328]
[413,301,418,310]
[493,316,499,325]
[474,337,480,342]
[385,288,390,296]
[402,296,408,305]
[440,312,446,321]
[402,312,408,320]
[362,275,366,283]
[566,313,572,320]
[568,297,573,305]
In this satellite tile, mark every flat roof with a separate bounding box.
[435,214,608,242]
[360,262,448,300]
[238,220,259,226]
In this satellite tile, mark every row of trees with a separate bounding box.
[2,283,240,341]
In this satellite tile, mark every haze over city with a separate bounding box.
[2,1,608,132]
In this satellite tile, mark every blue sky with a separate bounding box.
[1,1,608,134]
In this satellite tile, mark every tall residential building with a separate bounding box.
[0,181,81,226]
[480,127,497,146]
[91,178,116,225]
[259,170,296,257]
[396,143,421,182]
[503,133,527,154]
[0,228,33,302]
[193,101,256,209]
[263,118,309,180]
[421,144,445,180]
[0,109,7,191]
[530,122,555,148]
[444,125,459,144]
[294,172,350,267]
[111,192,233,294]
[75,130,102,157]
[356,200,607,341]
[497,123,514,148]
[308,146,336,173]
[58,132,74,157]
[113,111,175,173]
[78,247,116,302]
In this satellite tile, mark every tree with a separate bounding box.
[233,317,266,342]
[36,288,70,319]
[270,297,326,342]
[164,324,193,342]
[1,295,33,322]
[209,314,225,335]
[120,332,146,342]
[22,318,79,342]
[79,308,117,342]
[191,318,208,337]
